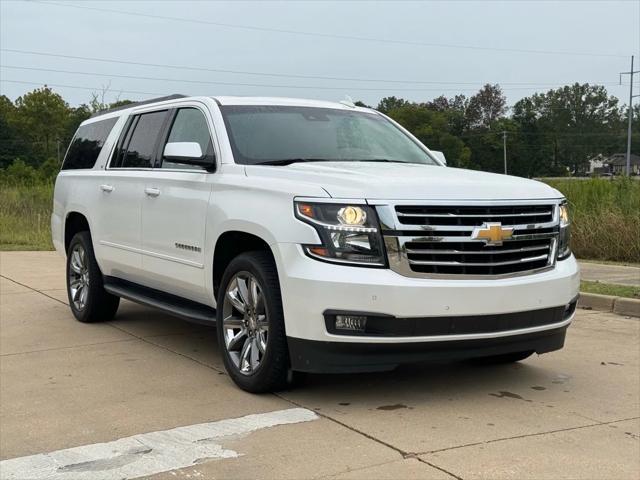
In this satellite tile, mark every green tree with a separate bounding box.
[387,103,471,167]
[12,87,69,164]
[466,84,507,130]
[0,95,25,168]
[512,83,623,174]
[376,96,409,114]
[425,94,470,135]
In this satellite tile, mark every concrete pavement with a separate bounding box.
[1,252,639,479]
[579,261,640,286]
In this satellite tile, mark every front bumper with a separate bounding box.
[288,325,569,373]
[273,243,579,371]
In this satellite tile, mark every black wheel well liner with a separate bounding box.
[64,212,90,253]
[212,231,275,298]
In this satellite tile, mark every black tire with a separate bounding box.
[66,231,120,323]
[216,251,289,393]
[471,350,534,365]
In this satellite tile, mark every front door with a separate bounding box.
[140,107,215,304]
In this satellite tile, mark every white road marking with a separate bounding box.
[0,408,318,480]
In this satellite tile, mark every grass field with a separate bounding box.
[1,177,639,263]
[0,182,54,250]
[580,280,640,299]
[544,178,640,263]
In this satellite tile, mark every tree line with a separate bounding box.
[0,83,637,179]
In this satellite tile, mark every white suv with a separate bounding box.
[52,95,580,392]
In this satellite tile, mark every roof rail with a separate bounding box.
[90,94,188,118]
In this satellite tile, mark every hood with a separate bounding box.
[245,162,563,201]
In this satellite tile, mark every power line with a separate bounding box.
[1,79,631,116]
[2,65,622,93]
[460,131,629,138]
[31,0,628,58]
[1,48,621,87]
[0,79,166,97]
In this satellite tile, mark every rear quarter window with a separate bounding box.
[62,117,118,170]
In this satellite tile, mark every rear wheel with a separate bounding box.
[66,231,119,323]
[216,251,289,393]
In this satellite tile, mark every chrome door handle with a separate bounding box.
[144,187,161,197]
[100,184,114,193]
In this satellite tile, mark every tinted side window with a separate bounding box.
[162,108,213,169]
[120,111,167,168]
[62,117,118,170]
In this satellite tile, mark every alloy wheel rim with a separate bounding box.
[222,272,268,375]
[68,244,90,311]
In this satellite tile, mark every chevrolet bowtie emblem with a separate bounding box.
[471,222,514,246]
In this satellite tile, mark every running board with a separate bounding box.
[103,277,216,325]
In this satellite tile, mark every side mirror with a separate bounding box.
[430,150,447,166]
[163,142,215,170]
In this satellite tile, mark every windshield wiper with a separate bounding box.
[255,158,419,166]
[352,158,409,163]
[256,158,337,166]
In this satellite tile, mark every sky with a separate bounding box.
[1,0,639,109]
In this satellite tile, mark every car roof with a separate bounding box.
[84,95,374,126]
[213,96,367,111]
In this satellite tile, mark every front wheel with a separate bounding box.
[216,251,289,393]
[66,231,120,323]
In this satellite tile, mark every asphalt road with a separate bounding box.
[1,252,639,480]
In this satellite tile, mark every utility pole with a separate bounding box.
[620,55,639,176]
[502,131,508,174]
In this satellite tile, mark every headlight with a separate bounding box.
[557,201,571,260]
[295,201,386,266]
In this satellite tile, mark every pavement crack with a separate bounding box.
[415,416,640,456]
[1,275,220,365]
[107,323,226,374]
[0,338,138,357]
[272,393,462,479]
[1,275,69,306]
[415,457,464,480]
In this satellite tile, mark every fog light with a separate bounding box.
[335,315,367,332]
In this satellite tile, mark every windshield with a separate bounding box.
[220,105,438,166]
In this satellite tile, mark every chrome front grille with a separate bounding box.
[395,204,554,227]
[378,201,560,279]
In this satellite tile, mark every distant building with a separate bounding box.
[607,153,640,175]
[587,154,610,175]
[586,153,640,176]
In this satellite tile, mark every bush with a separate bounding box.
[0,158,60,186]
[1,159,40,185]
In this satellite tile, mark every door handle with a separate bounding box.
[100,184,114,193]
[144,187,161,197]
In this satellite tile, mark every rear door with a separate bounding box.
[94,110,169,282]
[140,106,215,303]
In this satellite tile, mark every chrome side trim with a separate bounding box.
[100,240,204,269]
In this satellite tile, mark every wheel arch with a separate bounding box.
[212,230,277,299]
[64,211,91,253]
